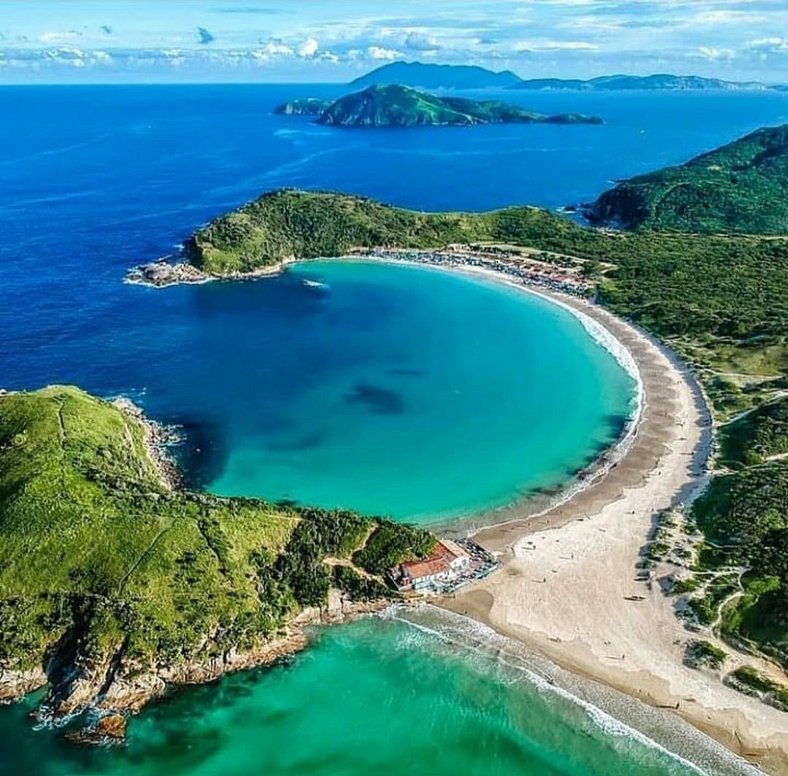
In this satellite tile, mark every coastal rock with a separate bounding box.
[0,667,47,703]
[126,261,208,288]
[273,98,331,116]
[64,713,127,746]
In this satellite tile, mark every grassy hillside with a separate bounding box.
[0,387,432,709]
[587,124,788,234]
[720,398,788,467]
[692,459,788,665]
[185,188,582,274]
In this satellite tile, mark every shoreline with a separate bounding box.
[394,604,763,776]
[342,254,648,538]
[123,250,788,771]
[412,267,788,773]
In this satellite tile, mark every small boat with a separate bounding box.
[303,279,328,289]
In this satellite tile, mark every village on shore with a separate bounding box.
[351,245,593,297]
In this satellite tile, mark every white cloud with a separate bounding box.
[40,31,82,44]
[516,39,598,52]
[404,31,440,52]
[298,37,319,57]
[696,46,735,60]
[746,36,788,53]
[260,39,294,57]
[367,45,403,60]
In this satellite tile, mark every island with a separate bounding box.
[510,73,777,91]
[0,386,438,741]
[349,61,522,90]
[273,85,603,129]
[350,61,784,92]
[585,123,788,233]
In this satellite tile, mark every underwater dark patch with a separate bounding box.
[344,382,405,415]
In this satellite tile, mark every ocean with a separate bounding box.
[1,84,785,774]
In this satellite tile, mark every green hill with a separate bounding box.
[275,85,602,129]
[511,73,775,91]
[587,124,788,234]
[0,386,433,723]
[349,61,522,90]
[319,85,602,128]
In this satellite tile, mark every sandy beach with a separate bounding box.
[432,274,788,775]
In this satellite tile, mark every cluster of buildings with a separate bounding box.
[353,246,592,297]
[389,538,499,595]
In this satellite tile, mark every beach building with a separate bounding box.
[438,539,471,570]
[390,539,474,592]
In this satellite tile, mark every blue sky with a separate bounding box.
[1,0,787,83]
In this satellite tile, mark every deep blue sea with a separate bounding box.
[1,84,786,775]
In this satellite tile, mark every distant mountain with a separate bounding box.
[311,85,602,128]
[273,98,331,116]
[349,61,522,90]
[512,73,775,91]
[585,124,788,234]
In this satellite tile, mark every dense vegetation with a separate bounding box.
[0,387,431,705]
[276,85,602,129]
[720,397,788,467]
[587,124,788,234]
[692,462,788,665]
[186,189,559,273]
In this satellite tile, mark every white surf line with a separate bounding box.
[383,605,762,776]
[384,606,712,776]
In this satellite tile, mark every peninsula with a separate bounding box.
[586,123,788,233]
[0,386,435,741]
[274,85,603,129]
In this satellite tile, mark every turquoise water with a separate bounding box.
[0,616,704,776]
[206,260,635,522]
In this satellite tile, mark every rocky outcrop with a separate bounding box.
[273,98,331,116]
[64,713,127,746]
[2,593,393,744]
[125,261,209,287]
[0,667,47,703]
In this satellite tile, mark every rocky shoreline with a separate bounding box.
[112,396,182,490]
[125,259,293,288]
[0,390,402,746]
[2,595,394,746]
